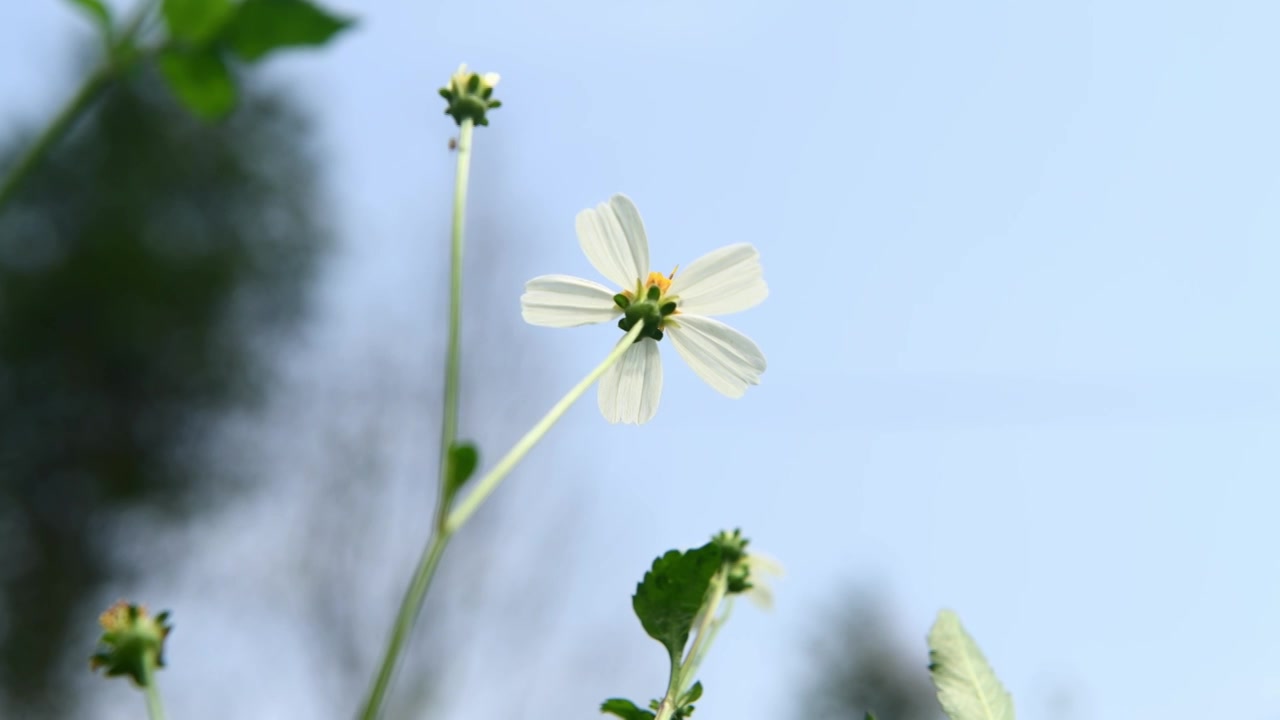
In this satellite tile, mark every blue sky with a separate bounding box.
[4,1,1280,718]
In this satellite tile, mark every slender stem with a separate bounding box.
[655,569,731,720]
[0,0,157,214]
[684,594,734,687]
[357,531,450,720]
[444,322,645,534]
[434,118,475,529]
[0,68,112,213]
[140,654,167,720]
[678,571,728,689]
[357,322,642,718]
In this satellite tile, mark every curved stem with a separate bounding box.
[444,322,644,534]
[434,118,474,530]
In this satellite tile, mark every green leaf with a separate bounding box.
[223,0,354,62]
[158,49,238,121]
[928,610,1015,720]
[600,699,655,720]
[66,0,112,36]
[632,543,723,662]
[680,681,703,705]
[444,442,479,498]
[162,0,237,45]
[865,714,877,720]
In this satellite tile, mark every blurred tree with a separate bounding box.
[0,59,329,715]
[801,589,944,720]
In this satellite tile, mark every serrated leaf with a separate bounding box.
[162,0,237,45]
[158,49,237,121]
[223,0,354,62]
[601,698,655,720]
[66,0,112,36]
[632,543,722,662]
[444,442,479,498]
[928,610,1015,720]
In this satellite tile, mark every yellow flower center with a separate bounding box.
[645,271,673,294]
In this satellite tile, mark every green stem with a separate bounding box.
[444,322,645,534]
[357,531,450,720]
[358,324,644,719]
[0,68,112,213]
[434,118,475,530]
[141,654,167,720]
[655,569,731,720]
[682,590,732,688]
[0,0,156,214]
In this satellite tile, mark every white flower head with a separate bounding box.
[521,194,767,424]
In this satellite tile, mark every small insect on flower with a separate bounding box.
[521,194,767,424]
[448,137,458,151]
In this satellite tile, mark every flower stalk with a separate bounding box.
[358,322,644,719]
[434,116,474,532]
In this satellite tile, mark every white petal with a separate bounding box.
[666,314,766,398]
[667,243,767,316]
[521,275,620,327]
[597,338,663,424]
[575,194,650,290]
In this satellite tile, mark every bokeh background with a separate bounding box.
[3,1,1279,718]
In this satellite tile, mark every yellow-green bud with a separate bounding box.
[90,601,172,687]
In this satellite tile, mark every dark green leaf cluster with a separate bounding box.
[0,62,332,709]
[158,0,354,119]
[603,531,755,720]
[64,0,354,121]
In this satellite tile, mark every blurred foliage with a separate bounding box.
[0,60,329,714]
[801,590,944,720]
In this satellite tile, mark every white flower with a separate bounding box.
[521,194,767,424]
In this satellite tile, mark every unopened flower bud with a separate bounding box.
[438,63,502,127]
[90,601,172,687]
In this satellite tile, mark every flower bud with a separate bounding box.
[90,601,172,687]
[438,63,502,127]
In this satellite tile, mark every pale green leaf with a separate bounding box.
[927,610,1015,720]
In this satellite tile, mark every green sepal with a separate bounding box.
[614,293,630,309]
[660,301,676,315]
[646,285,660,301]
